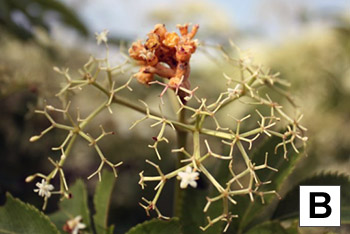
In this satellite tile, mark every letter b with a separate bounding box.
[310,192,332,218]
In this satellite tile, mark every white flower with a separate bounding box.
[64,216,86,234]
[227,84,243,97]
[95,29,109,45]
[177,166,199,189]
[34,179,54,198]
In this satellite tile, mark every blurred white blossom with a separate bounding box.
[177,166,199,189]
[95,29,109,45]
[64,215,86,234]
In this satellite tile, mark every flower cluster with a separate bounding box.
[132,24,307,232]
[27,24,307,232]
[128,23,199,100]
[26,30,129,210]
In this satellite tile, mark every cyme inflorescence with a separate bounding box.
[28,24,307,232]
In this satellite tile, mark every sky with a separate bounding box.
[63,0,349,39]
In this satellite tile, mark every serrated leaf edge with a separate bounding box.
[2,192,60,234]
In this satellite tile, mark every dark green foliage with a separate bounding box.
[245,221,288,234]
[0,193,59,234]
[272,172,350,224]
[49,179,91,233]
[43,170,116,234]
[93,170,116,234]
[125,218,182,234]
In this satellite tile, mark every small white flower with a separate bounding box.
[64,215,86,234]
[34,179,54,198]
[177,166,199,189]
[227,84,243,97]
[95,29,109,45]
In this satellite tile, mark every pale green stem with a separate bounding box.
[173,108,187,217]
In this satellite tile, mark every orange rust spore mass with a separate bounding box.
[128,23,199,99]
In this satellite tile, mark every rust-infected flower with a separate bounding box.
[139,49,158,66]
[134,69,154,85]
[153,24,167,40]
[176,23,189,36]
[168,77,181,88]
[163,32,180,48]
[145,33,160,50]
[129,41,146,61]
[128,23,199,101]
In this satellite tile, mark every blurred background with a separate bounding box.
[0,0,349,233]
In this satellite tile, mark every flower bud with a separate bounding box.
[25,175,36,183]
[29,135,41,142]
[46,105,55,111]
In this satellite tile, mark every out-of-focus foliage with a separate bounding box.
[0,0,88,40]
[0,170,116,234]
[0,31,88,214]
[259,17,350,175]
[0,193,59,234]
[273,172,350,224]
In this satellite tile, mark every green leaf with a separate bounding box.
[125,218,182,234]
[180,187,208,234]
[245,221,288,234]
[0,193,59,234]
[272,172,350,224]
[49,179,90,233]
[180,187,202,232]
[229,133,303,233]
[93,170,116,234]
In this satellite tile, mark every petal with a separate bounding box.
[192,172,199,177]
[185,166,192,173]
[78,223,86,229]
[180,180,188,189]
[189,180,197,188]
[178,172,185,178]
